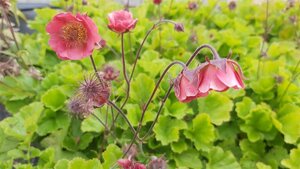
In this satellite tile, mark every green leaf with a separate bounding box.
[130,73,156,103]
[235,97,256,120]
[174,149,203,169]
[19,102,44,133]
[102,144,122,169]
[276,104,300,144]
[198,92,233,125]
[206,147,241,169]
[256,162,272,169]
[125,104,155,126]
[184,114,215,151]
[281,148,300,169]
[41,88,66,111]
[38,147,55,168]
[240,103,278,142]
[81,111,105,133]
[166,102,193,119]
[171,139,188,153]
[153,116,187,145]
[37,110,70,136]
[54,158,102,169]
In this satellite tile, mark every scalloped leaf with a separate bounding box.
[41,88,66,111]
[206,147,241,169]
[235,97,256,120]
[54,158,102,169]
[153,116,187,145]
[102,144,122,169]
[198,92,233,125]
[174,149,203,169]
[184,114,215,151]
[281,148,300,169]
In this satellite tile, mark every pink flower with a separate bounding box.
[46,13,102,60]
[174,57,244,102]
[108,10,138,34]
[153,0,162,5]
[118,159,146,169]
[174,68,208,102]
[196,58,244,93]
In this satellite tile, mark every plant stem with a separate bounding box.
[122,61,186,158]
[185,44,221,66]
[91,112,108,131]
[129,19,179,82]
[120,33,131,108]
[108,100,137,136]
[89,55,106,88]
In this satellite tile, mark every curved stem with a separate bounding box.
[129,19,180,82]
[122,61,186,158]
[185,44,220,66]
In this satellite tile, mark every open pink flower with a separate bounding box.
[108,10,138,34]
[46,13,102,60]
[196,58,245,93]
[174,68,208,102]
[118,159,146,169]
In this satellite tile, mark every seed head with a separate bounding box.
[79,75,110,107]
[68,95,94,118]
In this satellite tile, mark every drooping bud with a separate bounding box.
[148,156,167,169]
[95,39,106,49]
[174,23,184,32]
[228,1,236,10]
[100,65,120,81]
[188,1,198,10]
[274,75,284,84]
[82,0,88,5]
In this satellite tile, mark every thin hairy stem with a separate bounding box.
[185,44,221,66]
[91,112,108,130]
[129,19,180,82]
[108,100,138,136]
[0,6,19,50]
[122,61,186,158]
[141,84,173,140]
[120,34,131,108]
[89,55,105,88]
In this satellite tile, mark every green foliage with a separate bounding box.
[0,0,300,168]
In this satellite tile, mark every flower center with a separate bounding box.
[61,22,87,45]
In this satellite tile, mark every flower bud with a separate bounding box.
[82,0,88,5]
[174,23,184,32]
[153,0,162,5]
[188,1,198,10]
[148,156,167,169]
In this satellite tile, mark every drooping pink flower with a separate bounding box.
[174,68,208,102]
[108,10,138,34]
[46,13,102,60]
[196,58,245,94]
[174,57,245,102]
[118,159,146,169]
[153,0,162,5]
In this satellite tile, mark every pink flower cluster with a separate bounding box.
[174,57,244,102]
